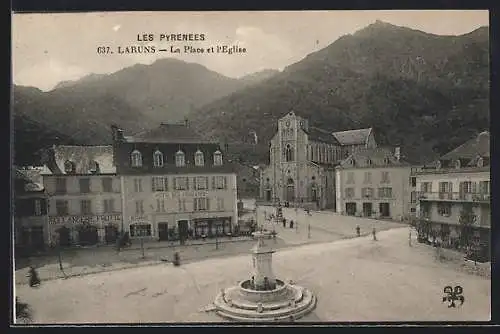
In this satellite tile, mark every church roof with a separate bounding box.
[304,126,340,145]
[126,123,217,144]
[332,128,372,146]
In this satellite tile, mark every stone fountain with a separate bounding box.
[213,230,317,322]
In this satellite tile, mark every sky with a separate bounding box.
[12,10,489,91]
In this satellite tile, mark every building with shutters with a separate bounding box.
[260,111,376,210]
[335,147,414,221]
[112,121,238,243]
[40,145,123,247]
[14,167,49,254]
[415,131,490,258]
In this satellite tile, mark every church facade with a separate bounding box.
[260,111,376,210]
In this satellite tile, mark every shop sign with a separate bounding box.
[154,191,209,199]
[48,214,121,225]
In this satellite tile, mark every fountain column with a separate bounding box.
[252,232,276,290]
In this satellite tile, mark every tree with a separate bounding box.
[15,297,32,324]
[459,204,476,249]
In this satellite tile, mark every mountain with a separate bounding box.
[13,59,273,165]
[188,22,489,164]
[240,69,280,85]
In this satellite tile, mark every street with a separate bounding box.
[15,227,490,323]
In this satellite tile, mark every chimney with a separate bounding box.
[111,124,124,142]
[184,117,189,127]
[394,147,401,161]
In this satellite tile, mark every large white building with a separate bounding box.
[260,111,376,210]
[112,123,238,243]
[415,131,490,260]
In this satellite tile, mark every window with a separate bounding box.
[79,178,91,193]
[381,171,390,184]
[80,200,92,215]
[178,199,187,212]
[460,181,474,193]
[213,150,223,166]
[64,160,75,174]
[384,157,390,165]
[156,199,166,212]
[346,172,355,184]
[194,150,205,166]
[103,199,115,213]
[213,176,227,189]
[131,150,142,167]
[216,198,225,211]
[55,178,67,194]
[129,224,151,237]
[454,159,461,169]
[378,187,392,198]
[439,182,452,193]
[285,144,293,162]
[102,177,113,192]
[194,198,209,211]
[174,177,189,190]
[410,191,416,203]
[34,199,42,216]
[194,176,208,190]
[410,177,416,187]
[362,187,373,198]
[367,159,372,166]
[56,200,69,215]
[421,182,432,193]
[153,150,164,168]
[133,179,143,192]
[152,176,167,192]
[438,203,451,216]
[89,160,100,174]
[479,181,490,194]
[175,150,185,167]
[135,200,144,215]
[363,172,372,184]
[345,188,355,199]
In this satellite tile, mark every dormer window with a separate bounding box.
[64,160,75,174]
[131,150,142,167]
[194,150,204,166]
[477,157,484,168]
[454,159,461,169]
[436,160,442,169]
[214,150,223,166]
[153,150,164,168]
[175,150,185,167]
[89,160,100,174]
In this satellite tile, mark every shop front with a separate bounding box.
[49,214,122,247]
[192,217,232,238]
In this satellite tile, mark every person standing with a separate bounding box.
[372,227,377,241]
[356,225,361,237]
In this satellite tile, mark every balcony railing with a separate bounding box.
[418,192,490,203]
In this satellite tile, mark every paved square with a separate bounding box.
[15,228,490,323]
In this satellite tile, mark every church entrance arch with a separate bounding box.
[286,178,295,202]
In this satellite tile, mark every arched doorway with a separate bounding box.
[286,178,295,202]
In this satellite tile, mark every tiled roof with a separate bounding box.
[440,131,490,161]
[304,126,340,145]
[126,123,217,144]
[332,128,372,146]
[49,145,116,174]
[337,147,410,169]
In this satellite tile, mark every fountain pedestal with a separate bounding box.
[213,231,317,322]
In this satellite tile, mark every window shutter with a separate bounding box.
[193,177,197,190]
[186,177,190,190]
[448,182,453,193]
[174,177,177,190]
[472,182,477,193]
[212,176,216,189]
[164,177,168,191]
[224,176,227,189]
[194,198,198,211]
[152,177,155,192]
[206,198,210,210]
[459,182,464,194]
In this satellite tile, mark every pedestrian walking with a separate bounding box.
[372,227,377,241]
[289,220,294,229]
[282,218,286,228]
[356,225,361,237]
[173,252,181,267]
[409,229,412,247]
[27,266,41,287]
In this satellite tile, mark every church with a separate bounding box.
[259,111,377,210]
